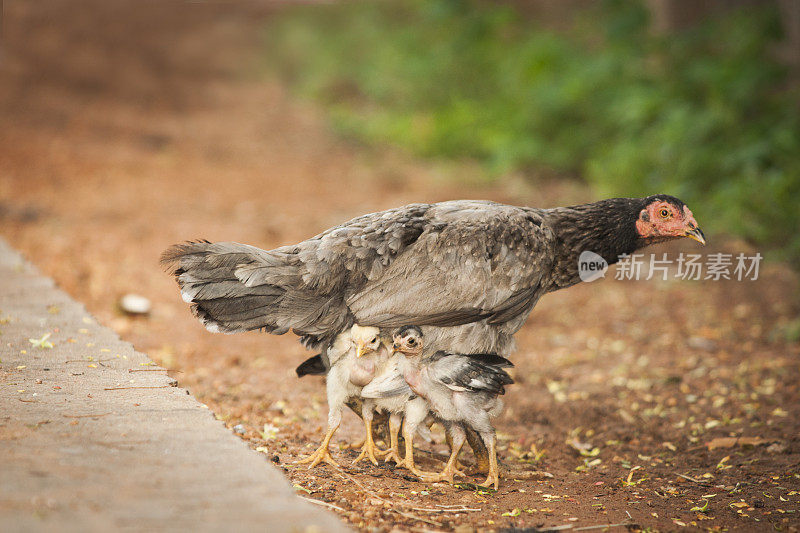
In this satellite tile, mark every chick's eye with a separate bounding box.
[407,339,416,346]
[659,208,671,219]
[371,337,378,344]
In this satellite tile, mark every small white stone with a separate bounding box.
[119,294,151,315]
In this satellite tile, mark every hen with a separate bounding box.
[163,196,704,466]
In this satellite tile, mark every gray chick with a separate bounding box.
[392,325,513,489]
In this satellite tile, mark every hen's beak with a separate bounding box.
[356,343,365,358]
[684,225,706,246]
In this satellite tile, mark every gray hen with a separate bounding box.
[162,197,704,467]
[392,326,513,489]
[162,197,703,357]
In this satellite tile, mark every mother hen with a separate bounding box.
[163,195,703,470]
[162,195,703,360]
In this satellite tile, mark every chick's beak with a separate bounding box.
[356,343,365,358]
[392,342,400,351]
[684,225,706,246]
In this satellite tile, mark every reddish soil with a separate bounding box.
[2,2,799,531]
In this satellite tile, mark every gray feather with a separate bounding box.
[162,200,556,353]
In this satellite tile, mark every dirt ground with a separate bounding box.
[2,2,799,531]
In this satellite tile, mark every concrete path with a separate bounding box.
[0,239,346,532]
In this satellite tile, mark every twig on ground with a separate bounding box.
[677,473,707,484]
[128,368,180,372]
[335,471,442,527]
[62,413,111,418]
[410,506,482,513]
[299,496,345,512]
[574,522,630,531]
[103,385,171,390]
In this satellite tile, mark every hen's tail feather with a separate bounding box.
[161,241,350,348]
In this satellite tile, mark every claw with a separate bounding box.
[352,416,384,466]
[419,464,466,484]
[478,472,499,491]
[296,445,341,469]
[408,465,441,480]
[382,448,403,465]
[295,425,341,470]
[352,439,381,466]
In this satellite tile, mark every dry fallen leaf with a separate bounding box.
[705,436,770,450]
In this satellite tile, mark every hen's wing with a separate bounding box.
[426,351,514,395]
[346,201,553,328]
[162,200,554,349]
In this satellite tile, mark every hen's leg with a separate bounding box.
[477,431,500,490]
[379,413,402,464]
[465,426,490,474]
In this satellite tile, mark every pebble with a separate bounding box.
[688,336,717,351]
[766,442,788,454]
[119,294,151,315]
[232,424,246,435]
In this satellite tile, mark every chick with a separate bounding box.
[392,325,513,489]
[296,324,387,468]
[360,349,432,476]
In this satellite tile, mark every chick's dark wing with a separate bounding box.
[427,351,514,395]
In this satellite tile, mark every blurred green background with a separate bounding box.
[265,0,800,267]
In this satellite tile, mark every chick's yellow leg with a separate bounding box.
[379,414,402,464]
[419,436,466,484]
[295,423,341,469]
[353,415,382,466]
[477,434,500,490]
[396,420,438,478]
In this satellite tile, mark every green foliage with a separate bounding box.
[266,0,800,266]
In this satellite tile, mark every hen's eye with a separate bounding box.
[371,337,378,344]
[407,339,416,346]
[659,208,670,219]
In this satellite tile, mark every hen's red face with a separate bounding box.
[636,200,705,245]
